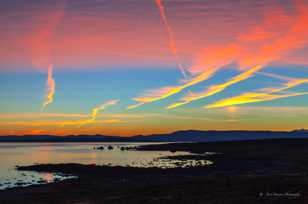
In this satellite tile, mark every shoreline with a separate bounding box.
[1,139,308,203]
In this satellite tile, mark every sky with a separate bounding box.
[0,0,308,136]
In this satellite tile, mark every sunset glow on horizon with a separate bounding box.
[1,0,308,136]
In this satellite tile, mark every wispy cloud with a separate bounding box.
[0,113,88,120]
[155,0,187,79]
[0,119,123,127]
[61,99,120,126]
[167,64,264,109]
[127,68,217,109]
[205,77,308,108]
[42,64,56,110]
[129,1,308,110]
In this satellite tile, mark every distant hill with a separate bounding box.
[1,130,308,142]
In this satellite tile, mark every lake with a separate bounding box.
[0,142,195,190]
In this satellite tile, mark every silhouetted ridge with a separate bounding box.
[1,129,308,142]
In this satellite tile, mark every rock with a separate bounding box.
[15,182,26,186]
[37,180,45,183]
[96,146,104,150]
[170,149,177,153]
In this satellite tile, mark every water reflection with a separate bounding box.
[0,143,212,190]
[149,158,213,169]
[42,173,53,183]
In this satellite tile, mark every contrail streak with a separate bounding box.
[129,0,308,110]
[166,64,264,109]
[205,78,308,108]
[42,64,55,110]
[155,0,187,78]
[61,99,120,126]
[89,99,119,121]
[206,92,308,109]
[257,71,295,81]
[127,68,217,109]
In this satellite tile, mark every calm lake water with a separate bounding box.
[0,142,201,190]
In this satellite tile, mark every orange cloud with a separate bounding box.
[129,1,308,110]
[61,99,120,126]
[30,2,66,69]
[190,1,308,73]
[2,1,308,71]
[59,119,122,127]
[90,99,119,121]
[206,92,308,109]
[0,113,88,120]
[0,113,155,120]
[0,119,122,127]
[127,68,217,109]
[167,64,264,109]
[205,77,308,108]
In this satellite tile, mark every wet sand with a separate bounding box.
[1,139,308,203]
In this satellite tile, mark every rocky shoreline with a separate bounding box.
[1,139,308,203]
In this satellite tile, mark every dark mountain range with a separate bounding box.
[1,129,308,142]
